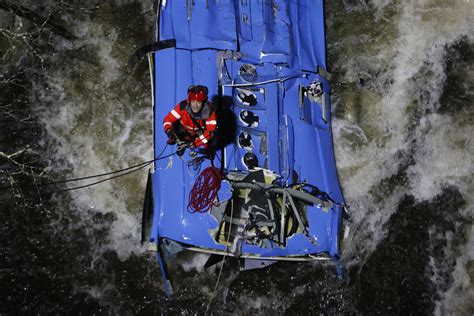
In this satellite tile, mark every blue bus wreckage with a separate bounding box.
[141,0,348,294]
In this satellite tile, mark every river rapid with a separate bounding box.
[1,0,472,314]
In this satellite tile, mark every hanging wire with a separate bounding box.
[44,152,175,194]
[0,144,173,193]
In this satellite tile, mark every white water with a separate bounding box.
[434,224,474,315]
[33,1,154,259]
[334,0,473,312]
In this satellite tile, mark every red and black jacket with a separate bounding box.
[163,100,217,148]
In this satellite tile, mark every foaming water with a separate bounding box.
[33,1,154,259]
[332,0,473,312]
[434,224,474,315]
[333,1,471,236]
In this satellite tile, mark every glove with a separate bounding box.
[166,130,177,145]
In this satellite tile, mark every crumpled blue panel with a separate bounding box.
[159,1,189,45]
[288,0,327,71]
[158,0,326,71]
[236,0,264,62]
[261,0,292,62]
[235,0,326,70]
[237,0,292,64]
[159,0,237,51]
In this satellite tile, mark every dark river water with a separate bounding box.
[1,0,473,314]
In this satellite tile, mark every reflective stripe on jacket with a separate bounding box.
[163,100,217,148]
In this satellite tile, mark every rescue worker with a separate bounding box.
[163,85,217,156]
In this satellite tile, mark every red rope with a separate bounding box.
[188,167,222,213]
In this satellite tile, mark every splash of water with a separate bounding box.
[332,0,473,312]
[33,0,155,259]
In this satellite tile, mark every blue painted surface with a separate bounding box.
[150,0,344,259]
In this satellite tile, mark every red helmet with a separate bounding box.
[188,85,208,102]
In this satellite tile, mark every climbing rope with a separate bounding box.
[187,166,222,213]
[205,198,234,315]
[0,144,172,194]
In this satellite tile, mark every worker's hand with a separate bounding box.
[166,130,177,145]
